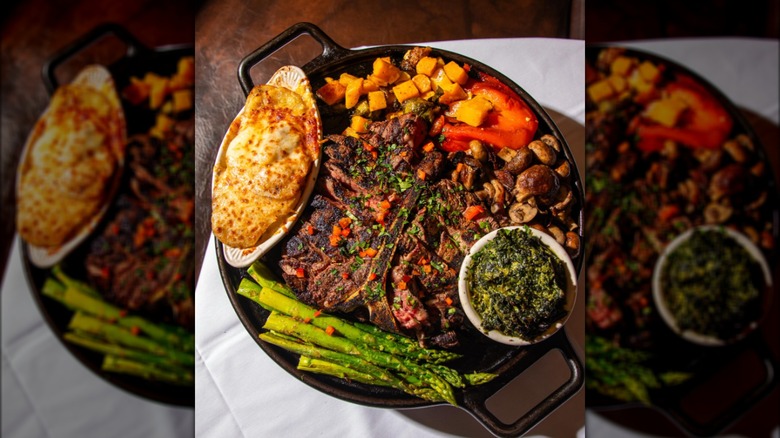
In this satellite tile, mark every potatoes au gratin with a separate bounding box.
[211,78,320,250]
[16,65,125,248]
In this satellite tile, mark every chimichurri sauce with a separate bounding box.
[468,227,567,340]
[661,228,764,340]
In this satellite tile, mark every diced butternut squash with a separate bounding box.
[628,70,653,95]
[317,81,347,105]
[443,61,468,85]
[368,90,387,111]
[586,78,614,103]
[338,72,360,87]
[351,115,371,133]
[344,78,363,109]
[610,56,635,76]
[145,73,169,110]
[607,75,628,93]
[644,97,688,127]
[372,58,401,84]
[150,113,174,138]
[392,80,420,103]
[454,96,493,127]
[343,126,360,138]
[638,61,660,83]
[429,68,452,90]
[411,74,431,94]
[123,77,150,105]
[415,56,438,77]
[172,89,193,113]
[395,71,411,84]
[438,82,467,105]
[361,78,380,93]
[367,74,389,87]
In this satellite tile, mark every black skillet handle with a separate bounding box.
[238,22,350,96]
[42,23,146,93]
[461,331,584,438]
[662,334,778,436]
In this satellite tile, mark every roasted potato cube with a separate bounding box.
[368,90,387,111]
[454,96,493,127]
[316,81,347,105]
[392,80,420,103]
[443,61,468,85]
[415,56,438,77]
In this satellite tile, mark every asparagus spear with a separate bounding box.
[102,355,193,385]
[44,273,193,351]
[263,311,457,405]
[52,265,101,298]
[248,261,296,298]
[239,279,459,364]
[69,313,193,367]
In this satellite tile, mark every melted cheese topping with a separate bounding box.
[212,85,317,249]
[17,80,123,247]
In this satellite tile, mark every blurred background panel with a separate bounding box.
[584,1,779,437]
[1,1,196,437]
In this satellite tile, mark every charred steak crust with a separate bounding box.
[280,113,496,348]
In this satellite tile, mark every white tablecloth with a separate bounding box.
[585,37,780,438]
[1,238,195,438]
[195,38,586,438]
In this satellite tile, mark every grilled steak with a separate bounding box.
[86,119,194,330]
[280,113,498,348]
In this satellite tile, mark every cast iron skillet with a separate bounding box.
[217,22,584,437]
[21,23,194,407]
[585,45,779,436]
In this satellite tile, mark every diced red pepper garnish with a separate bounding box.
[313,310,322,317]
[341,228,351,237]
[396,281,407,290]
[364,247,378,258]
[380,200,392,210]
[658,204,680,222]
[401,274,412,283]
[325,326,336,336]
[422,141,435,152]
[130,326,141,336]
[119,310,128,317]
[307,224,316,235]
[329,235,342,247]
[417,169,426,180]
[368,272,377,281]
[295,267,305,278]
[341,272,350,280]
[445,296,453,306]
[338,217,352,228]
[464,205,485,221]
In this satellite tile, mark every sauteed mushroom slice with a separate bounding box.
[527,139,557,166]
[501,146,534,175]
[508,198,538,224]
[515,164,560,202]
